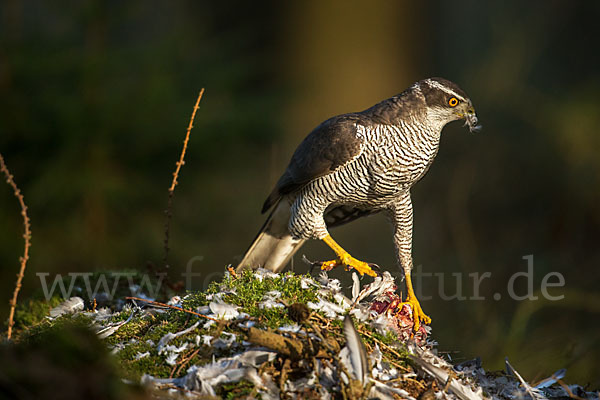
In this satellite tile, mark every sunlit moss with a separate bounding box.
[13,270,414,396]
[217,380,255,399]
[11,296,63,333]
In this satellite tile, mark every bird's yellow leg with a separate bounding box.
[400,270,431,330]
[321,234,377,277]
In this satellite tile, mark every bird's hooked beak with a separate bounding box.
[462,105,481,133]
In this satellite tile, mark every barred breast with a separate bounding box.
[288,121,442,239]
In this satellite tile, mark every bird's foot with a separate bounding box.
[319,234,378,277]
[398,296,431,331]
[319,254,378,277]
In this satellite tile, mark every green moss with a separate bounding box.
[98,270,325,380]
[103,270,413,379]
[114,340,169,380]
[17,312,95,344]
[11,269,414,394]
[216,380,256,399]
[181,270,320,330]
[105,308,220,379]
[364,325,404,348]
[11,296,63,332]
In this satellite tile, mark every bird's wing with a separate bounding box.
[262,115,365,213]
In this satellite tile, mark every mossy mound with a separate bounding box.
[6,269,599,400]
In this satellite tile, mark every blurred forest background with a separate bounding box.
[1,0,599,387]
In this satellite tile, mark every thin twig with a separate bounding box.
[279,358,291,394]
[125,296,218,321]
[170,347,201,378]
[557,380,587,400]
[163,89,205,268]
[1,154,31,340]
[356,327,410,372]
[169,89,205,193]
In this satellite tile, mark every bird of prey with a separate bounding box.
[237,78,479,329]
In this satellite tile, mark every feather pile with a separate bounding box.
[46,269,599,400]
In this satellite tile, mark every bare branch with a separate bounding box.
[163,89,205,269]
[1,153,32,340]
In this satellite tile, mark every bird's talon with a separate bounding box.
[319,259,339,272]
[315,255,377,277]
[344,257,378,277]
[400,297,431,331]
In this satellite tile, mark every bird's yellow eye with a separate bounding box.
[448,97,459,107]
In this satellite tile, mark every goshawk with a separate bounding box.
[237,78,479,329]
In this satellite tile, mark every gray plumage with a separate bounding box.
[237,77,478,275]
[342,315,369,385]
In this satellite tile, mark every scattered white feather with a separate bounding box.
[253,268,280,282]
[307,299,347,318]
[371,314,394,334]
[163,343,189,365]
[49,297,84,318]
[370,343,395,381]
[86,307,113,322]
[317,271,330,285]
[342,315,369,385]
[327,279,342,292]
[167,296,181,306]
[197,305,211,314]
[332,292,353,308]
[142,350,277,396]
[201,335,213,346]
[369,380,417,400]
[110,343,126,355]
[354,271,396,304]
[96,309,135,339]
[351,272,361,302]
[408,343,482,400]
[209,301,239,320]
[534,369,566,389]
[212,332,236,349]
[264,290,281,299]
[238,320,255,329]
[259,299,285,309]
[349,306,372,322]
[258,291,285,310]
[278,324,302,333]
[506,358,547,400]
[300,276,317,289]
[157,321,200,354]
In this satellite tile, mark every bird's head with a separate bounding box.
[416,77,480,133]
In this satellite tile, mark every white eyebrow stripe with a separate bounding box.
[424,79,467,102]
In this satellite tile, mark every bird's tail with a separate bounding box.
[236,199,305,273]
